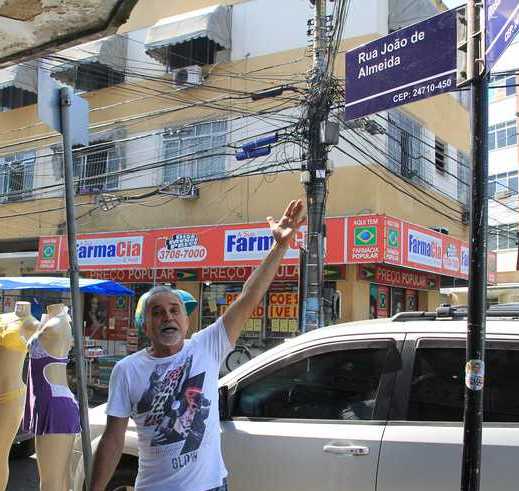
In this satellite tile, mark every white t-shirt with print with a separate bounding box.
[106,318,232,491]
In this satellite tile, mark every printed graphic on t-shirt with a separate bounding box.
[136,355,210,455]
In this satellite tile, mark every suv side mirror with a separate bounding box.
[219,385,230,420]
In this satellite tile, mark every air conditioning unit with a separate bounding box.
[172,65,203,88]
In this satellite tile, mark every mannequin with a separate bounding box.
[0,301,39,491]
[24,303,80,491]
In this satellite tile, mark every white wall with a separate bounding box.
[231,0,387,61]
[121,132,162,189]
[489,97,518,126]
[489,146,518,175]
[497,250,517,272]
[33,149,61,199]
[125,28,167,79]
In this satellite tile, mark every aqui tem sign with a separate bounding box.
[344,9,458,121]
[486,0,519,72]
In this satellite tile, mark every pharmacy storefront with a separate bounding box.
[346,214,496,318]
[36,215,491,353]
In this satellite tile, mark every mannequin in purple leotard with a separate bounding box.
[25,303,80,491]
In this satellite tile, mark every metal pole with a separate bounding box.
[60,86,93,489]
[302,0,328,332]
[461,1,488,489]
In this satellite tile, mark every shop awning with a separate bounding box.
[0,66,16,89]
[145,4,231,66]
[51,34,128,86]
[0,276,135,296]
[0,62,37,92]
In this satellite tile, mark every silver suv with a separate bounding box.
[72,307,519,490]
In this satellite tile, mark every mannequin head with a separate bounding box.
[47,303,65,317]
[14,302,31,318]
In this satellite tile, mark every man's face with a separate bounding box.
[145,292,189,355]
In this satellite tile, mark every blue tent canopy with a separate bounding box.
[0,277,135,296]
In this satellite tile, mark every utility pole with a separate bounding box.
[301,0,330,332]
[461,0,488,489]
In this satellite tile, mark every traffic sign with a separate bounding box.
[37,66,89,146]
[345,9,458,120]
[485,0,519,72]
[37,66,61,135]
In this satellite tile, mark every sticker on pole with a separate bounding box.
[465,359,485,391]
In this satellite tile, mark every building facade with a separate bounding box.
[487,36,519,302]
[0,0,473,355]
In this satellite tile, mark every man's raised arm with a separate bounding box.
[223,200,305,345]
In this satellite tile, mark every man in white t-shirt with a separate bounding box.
[91,200,305,491]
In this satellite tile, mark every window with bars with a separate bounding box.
[163,120,228,183]
[387,110,423,180]
[488,171,519,198]
[72,143,119,193]
[435,137,446,172]
[0,86,37,112]
[457,150,470,205]
[489,74,517,102]
[0,151,35,201]
[488,223,519,251]
[489,121,518,151]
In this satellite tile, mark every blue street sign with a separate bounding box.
[345,9,458,121]
[486,0,519,72]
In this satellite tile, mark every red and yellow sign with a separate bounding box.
[347,215,497,283]
[37,218,344,272]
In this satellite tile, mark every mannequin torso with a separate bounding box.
[33,303,73,388]
[0,301,39,491]
[0,302,39,396]
[25,303,80,491]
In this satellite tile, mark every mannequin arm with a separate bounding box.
[91,416,129,491]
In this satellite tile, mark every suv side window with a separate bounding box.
[408,342,519,422]
[233,343,394,421]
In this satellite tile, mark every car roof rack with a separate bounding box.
[392,304,519,322]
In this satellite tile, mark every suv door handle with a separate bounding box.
[323,444,369,456]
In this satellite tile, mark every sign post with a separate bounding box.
[37,68,92,488]
[459,0,492,489]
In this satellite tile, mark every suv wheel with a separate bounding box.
[106,467,137,491]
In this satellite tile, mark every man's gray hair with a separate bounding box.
[135,285,187,335]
